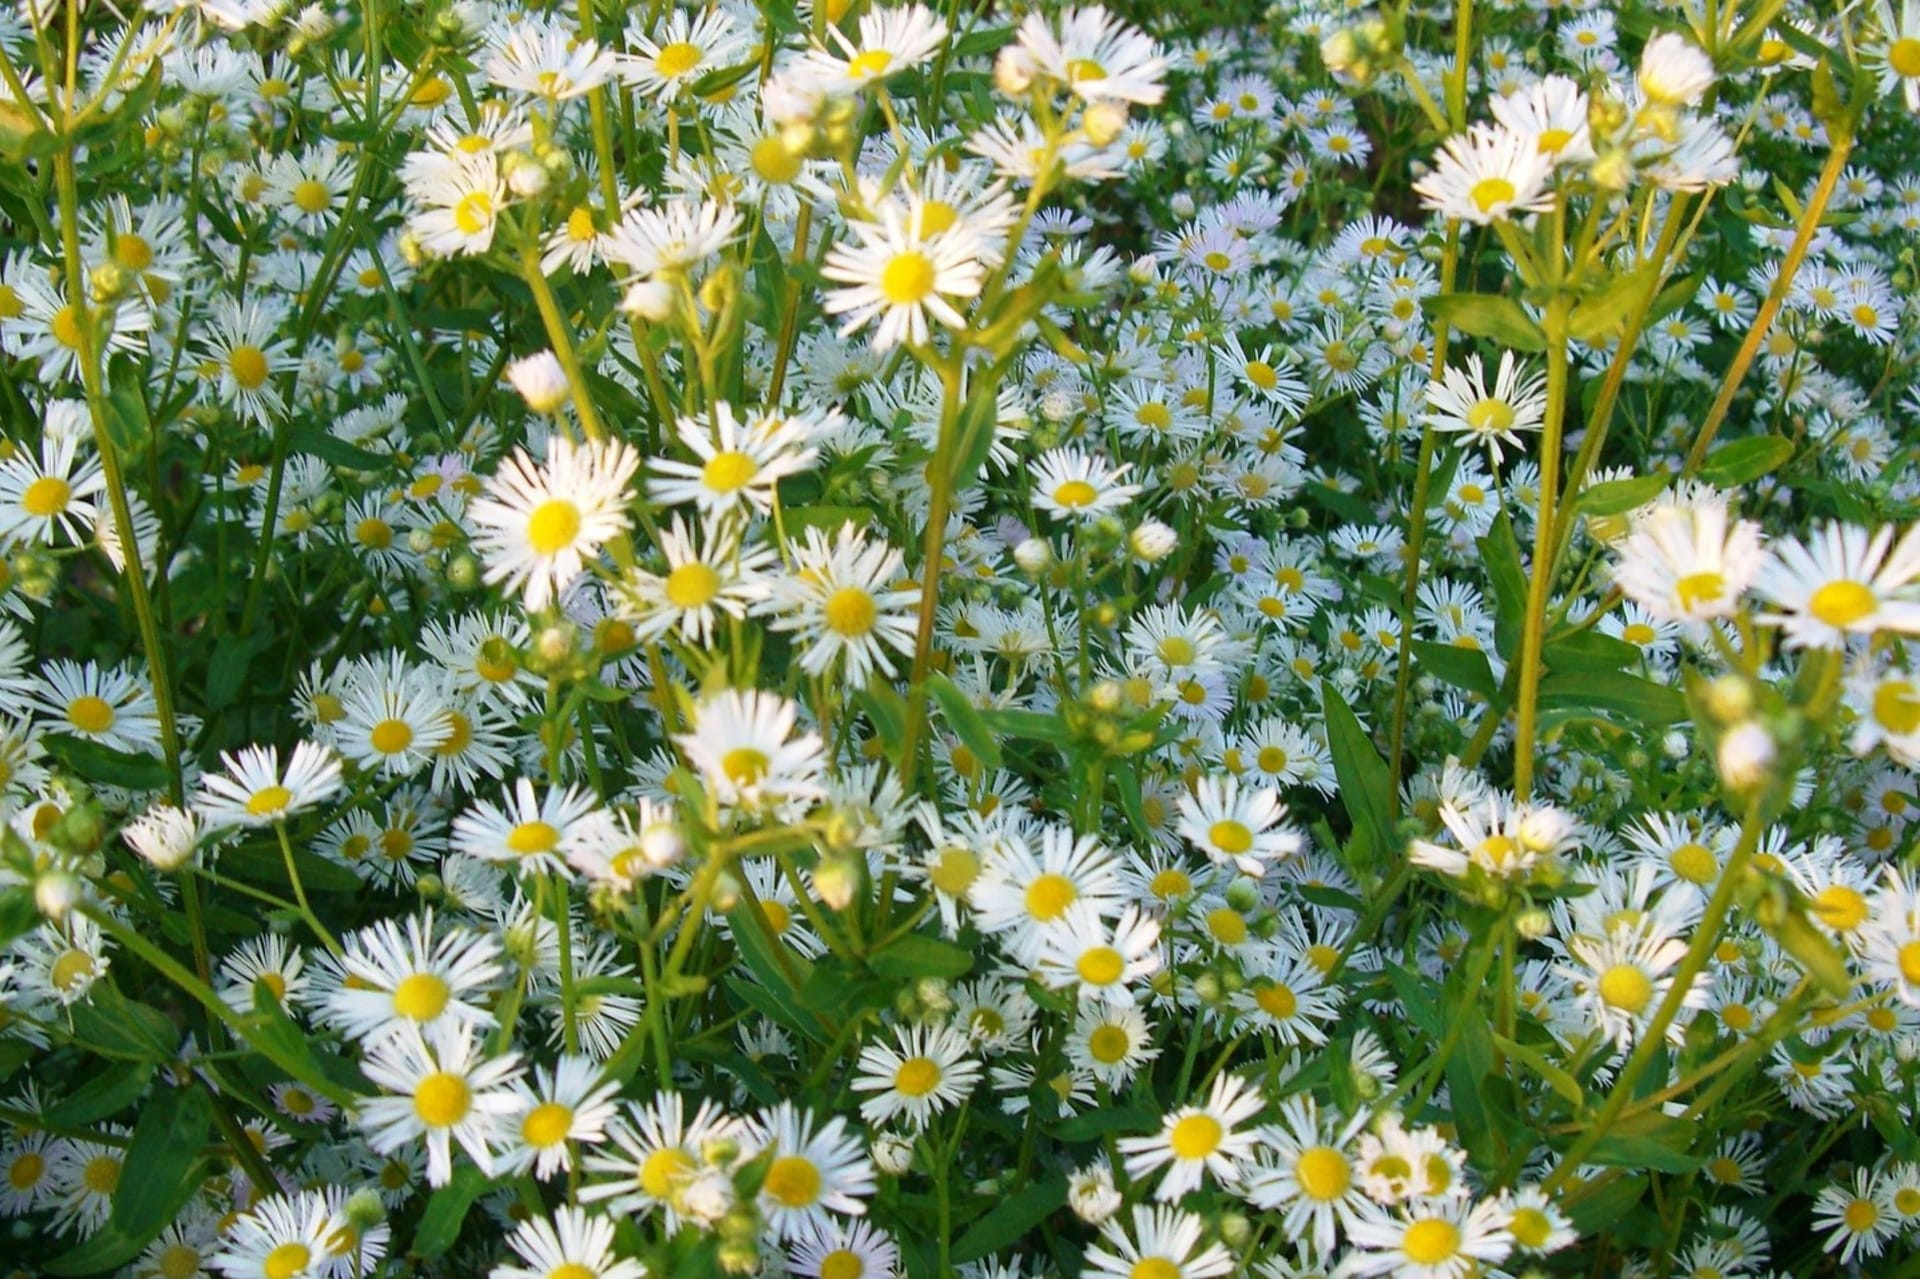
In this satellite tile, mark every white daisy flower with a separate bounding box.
[358,1022,524,1187]
[469,435,642,612]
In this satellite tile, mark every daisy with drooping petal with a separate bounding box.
[320,910,503,1043]
[358,1022,524,1187]
[1610,497,1767,628]
[617,515,773,647]
[850,1022,981,1130]
[647,403,820,520]
[193,741,343,829]
[1244,1095,1369,1258]
[1117,1071,1266,1201]
[581,1093,746,1228]
[498,1056,621,1181]
[1007,5,1169,105]
[469,435,642,611]
[1033,904,1163,1005]
[799,4,949,94]
[486,17,621,101]
[751,1102,878,1242]
[1423,351,1548,462]
[821,203,986,351]
[1489,74,1595,166]
[1753,522,1920,649]
[757,523,920,685]
[0,420,105,547]
[408,151,509,258]
[1341,1195,1516,1279]
[1413,123,1557,226]
[493,1206,647,1279]
[1081,1205,1232,1279]
[1031,447,1143,522]
[1176,775,1301,878]
[452,779,607,877]
[209,1188,340,1279]
[33,659,162,756]
[675,689,827,812]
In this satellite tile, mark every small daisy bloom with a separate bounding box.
[1081,1205,1232,1279]
[675,689,827,812]
[452,779,607,876]
[757,523,920,685]
[1752,522,1920,649]
[1423,351,1548,462]
[493,1207,647,1279]
[469,435,642,611]
[800,3,949,93]
[1342,1195,1516,1279]
[647,403,819,520]
[499,1056,622,1181]
[1031,447,1143,522]
[821,204,985,351]
[1413,123,1557,226]
[1116,1071,1266,1201]
[1610,497,1767,628]
[358,1022,524,1187]
[751,1102,878,1243]
[850,1023,981,1130]
[210,1189,340,1279]
[1176,775,1301,877]
[193,742,343,829]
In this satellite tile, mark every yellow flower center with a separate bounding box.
[654,40,702,78]
[51,304,83,349]
[1466,398,1515,434]
[566,206,597,243]
[1808,579,1876,627]
[1167,1113,1222,1160]
[521,1101,574,1147]
[1088,1023,1131,1063]
[1537,127,1574,154]
[1891,37,1920,77]
[848,49,895,79]
[1403,1217,1461,1264]
[1811,885,1868,933]
[665,561,720,608]
[1077,946,1125,987]
[67,695,115,734]
[526,499,582,555]
[895,1056,942,1096]
[1668,841,1716,885]
[476,639,518,684]
[82,1153,122,1195]
[157,1244,201,1279]
[508,821,560,855]
[1149,868,1192,900]
[824,586,878,636]
[1052,479,1098,508]
[22,475,72,518]
[1899,940,1920,985]
[917,200,959,236]
[370,718,414,755]
[1511,1205,1553,1249]
[7,1152,45,1190]
[413,1071,471,1127]
[262,1243,310,1279]
[1469,177,1517,215]
[1598,963,1653,1013]
[392,972,451,1021]
[229,344,270,389]
[764,1155,822,1206]
[702,450,758,493]
[820,1250,865,1279]
[640,1147,694,1197]
[879,250,936,304]
[1673,570,1726,612]
[1295,1145,1350,1200]
[1846,1197,1881,1232]
[721,747,769,785]
[1254,981,1298,1019]
[1206,907,1248,945]
[929,847,979,896]
[751,135,803,184]
[291,179,331,214]
[1208,819,1253,854]
[256,972,287,1002]
[1025,872,1077,921]
[453,191,494,236]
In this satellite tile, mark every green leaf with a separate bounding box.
[1564,1174,1647,1235]
[926,672,1003,771]
[411,1165,489,1260]
[1478,513,1527,659]
[1323,684,1393,869]
[1410,640,1497,700]
[109,1085,212,1243]
[868,932,974,982]
[43,1060,154,1127]
[1048,1104,1159,1142]
[1586,1133,1703,1174]
[67,984,178,1060]
[205,633,271,714]
[1568,265,1659,345]
[1112,762,1151,844]
[980,708,1072,749]
[688,60,759,98]
[104,356,153,458]
[290,426,390,472]
[1422,293,1547,352]
[952,1174,1065,1264]
[854,684,908,758]
[727,915,828,1045]
[1576,473,1669,517]
[39,735,169,792]
[235,988,365,1106]
[0,888,36,950]
[948,377,1006,494]
[1493,1034,1585,1106]
[1538,671,1687,727]
[1697,436,1794,488]
[1383,964,1442,1039]
[1540,632,1638,675]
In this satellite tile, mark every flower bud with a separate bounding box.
[813,851,863,911]
[994,46,1035,95]
[872,1132,915,1175]
[1128,519,1177,563]
[1013,537,1053,574]
[1083,101,1128,147]
[35,872,80,920]
[1717,722,1775,792]
[622,278,676,321]
[506,350,571,416]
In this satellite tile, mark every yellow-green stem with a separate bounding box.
[519,230,609,444]
[1513,295,1574,800]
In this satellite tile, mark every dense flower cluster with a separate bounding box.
[2,0,1920,1277]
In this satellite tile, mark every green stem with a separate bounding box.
[896,357,965,791]
[275,822,344,957]
[519,227,609,443]
[1512,294,1573,801]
